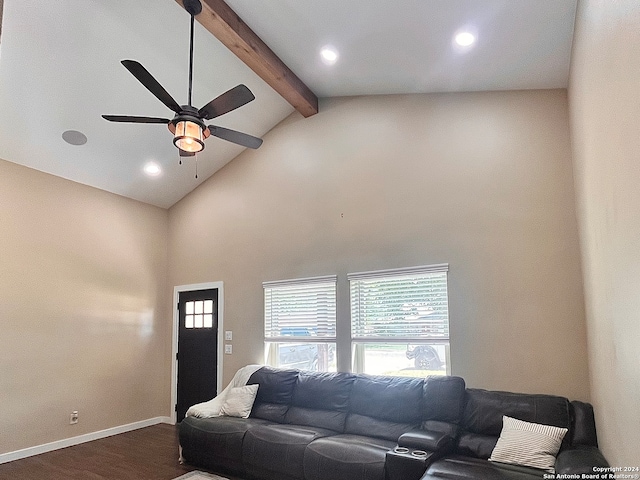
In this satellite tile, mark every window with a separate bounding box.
[349,264,449,377]
[184,299,214,328]
[264,275,337,372]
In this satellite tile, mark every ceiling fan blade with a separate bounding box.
[209,125,263,149]
[179,149,195,157]
[198,85,255,120]
[121,60,182,114]
[102,115,170,124]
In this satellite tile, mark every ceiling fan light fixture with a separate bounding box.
[103,0,263,157]
[173,119,205,153]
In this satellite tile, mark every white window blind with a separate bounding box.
[349,264,449,342]
[264,276,337,340]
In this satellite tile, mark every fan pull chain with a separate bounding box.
[176,151,198,178]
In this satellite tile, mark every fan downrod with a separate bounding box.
[184,0,202,16]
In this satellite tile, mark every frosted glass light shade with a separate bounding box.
[174,120,204,152]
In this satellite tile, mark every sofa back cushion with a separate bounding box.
[457,388,571,459]
[285,371,356,432]
[422,375,466,424]
[247,366,298,423]
[345,375,423,441]
[417,375,466,439]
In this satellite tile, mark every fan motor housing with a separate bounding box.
[184,0,202,16]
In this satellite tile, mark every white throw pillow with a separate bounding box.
[489,415,568,473]
[219,384,259,418]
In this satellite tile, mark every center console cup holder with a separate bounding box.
[387,445,433,480]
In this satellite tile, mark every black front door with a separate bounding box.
[176,288,219,422]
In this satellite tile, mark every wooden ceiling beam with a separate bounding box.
[175,0,318,117]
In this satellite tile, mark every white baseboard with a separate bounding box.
[0,416,173,465]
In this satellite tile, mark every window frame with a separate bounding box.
[348,264,450,376]
[263,275,337,372]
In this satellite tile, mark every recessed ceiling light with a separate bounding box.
[62,130,87,146]
[455,31,476,47]
[320,46,339,65]
[143,162,162,177]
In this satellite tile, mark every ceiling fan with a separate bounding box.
[102,0,263,158]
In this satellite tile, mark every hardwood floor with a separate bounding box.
[0,424,220,480]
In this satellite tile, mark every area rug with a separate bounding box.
[173,472,230,480]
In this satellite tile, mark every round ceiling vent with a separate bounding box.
[62,130,88,146]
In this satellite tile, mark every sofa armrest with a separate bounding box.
[556,446,609,475]
[398,429,453,452]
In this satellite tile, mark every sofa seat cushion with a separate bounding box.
[304,434,397,480]
[243,423,336,480]
[179,416,270,471]
[423,455,548,480]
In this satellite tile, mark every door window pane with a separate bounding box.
[194,301,204,314]
[204,300,213,314]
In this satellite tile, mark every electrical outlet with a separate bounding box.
[224,344,232,354]
[70,411,79,425]
[224,330,233,341]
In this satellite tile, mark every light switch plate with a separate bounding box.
[224,330,233,341]
[224,344,232,354]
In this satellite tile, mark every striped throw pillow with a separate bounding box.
[489,416,568,473]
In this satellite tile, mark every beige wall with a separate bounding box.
[169,89,590,400]
[0,159,170,455]
[0,85,601,456]
[569,0,640,464]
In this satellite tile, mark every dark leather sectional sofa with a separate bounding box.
[179,366,608,480]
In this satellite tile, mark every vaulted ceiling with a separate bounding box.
[0,0,577,208]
